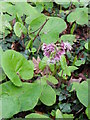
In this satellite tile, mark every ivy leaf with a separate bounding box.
[1,50,34,86]
[40,84,56,106]
[59,103,71,113]
[14,22,27,37]
[25,113,50,119]
[0,81,42,118]
[59,94,66,101]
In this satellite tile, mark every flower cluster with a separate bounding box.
[42,41,72,64]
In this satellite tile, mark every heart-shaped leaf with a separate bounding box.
[67,8,88,25]
[0,81,42,118]
[30,16,67,44]
[40,17,67,44]
[40,84,56,106]
[71,80,88,107]
[1,50,34,86]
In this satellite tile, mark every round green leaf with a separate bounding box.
[0,94,20,118]
[72,80,88,107]
[40,17,67,44]
[1,50,34,86]
[29,15,47,33]
[0,81,42,118]
[40,84,56,106]
[67,8,88,25]
[14,22,27,37]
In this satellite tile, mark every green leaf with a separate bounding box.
[49,63,55,72]
[75,60,85,66]
[56,109,63,118]
[59,103,71,113]
[60,55,67,70]
[0,46,3,56]
[71,80,88,107]
[0,67,6,81]
[41,75,58,85]
[59,94,66,101]
[60,34,76,45]
[0,81,42,118]
[39,56,48,70]
[29,15,47,33]
[85,41,90,50]
[1,50,34,86]
[86,105,90,119]
[30,16,66,44]
[85,42,88,50]
[67,8,88,25]
[26,39,33,50]
[31,48,37,53]
[0,2,14,14]
[58,70,67,79]
[63,114,74,118]
[36,3,44,12]
[0,14,12,34]
[40,84,56,106]
[68,66,78,72]
[0,47,5,81]
[25,113,50,119]
[16,13,23,24]
[14,22,27,37]
[0,2,40,19]
[55,109,73,118]
[40,17,67,44]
